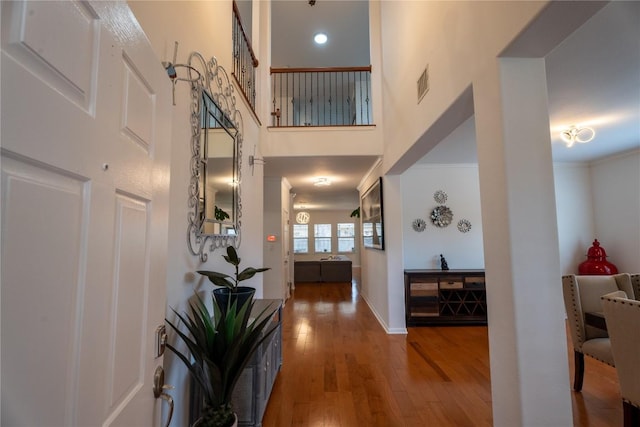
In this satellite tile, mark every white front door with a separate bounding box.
[1,1,172,426]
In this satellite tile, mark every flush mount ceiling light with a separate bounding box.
[560,125,595,148]
[313,177,331,187]
[296,211,310,224]
[314,33,328,45]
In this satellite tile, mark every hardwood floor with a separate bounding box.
[262,281,623,426]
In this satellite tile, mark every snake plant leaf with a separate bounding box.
[166,289,279,422]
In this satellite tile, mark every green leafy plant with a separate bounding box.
[197,246,269,291]
[350,207,360,218]
[214,205,230,221]
[166,293,278,427]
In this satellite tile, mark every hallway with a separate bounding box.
[262,280,622,427]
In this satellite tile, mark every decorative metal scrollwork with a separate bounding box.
[186,52,243,262]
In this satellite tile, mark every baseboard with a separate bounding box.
[359,292,408,335]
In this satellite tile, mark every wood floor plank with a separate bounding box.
[261,280,623,426]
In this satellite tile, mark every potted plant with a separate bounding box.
[166,293,278,427]
[197,246,270,311]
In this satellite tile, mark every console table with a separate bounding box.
[189,299,283,426]
[404,269,487,326]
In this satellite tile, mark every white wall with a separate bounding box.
[553,163,596,274]
[264,126,382,157]
[129,2,266,425]
[590,150,640,272]
[382,173,407,333]
[260,0,385,161]
[358,162,392,331]
[399,155,638,276]
[379,1,547,174]
[376,2,605,425]
[402,165,484,270]
[263,177,292,300]
[553,150,640,275]
[125,1,639,425]
[263,177,282,299]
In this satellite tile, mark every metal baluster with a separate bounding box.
[342,71,344,125]
[272,74,276,126]
[322,72,326,126]
[296,72,300,126]
[309,72,313,126]
[366,71,371,125]
[359,71,363,125]
[304,72,308,126]
[328,72,333,126]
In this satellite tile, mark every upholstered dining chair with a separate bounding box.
[631,274,640,300]
[602,294,640,427]
[562,273,635,391]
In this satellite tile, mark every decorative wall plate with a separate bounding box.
[457,219,472,233]
[430,205,453,227]
[433,190,448,205]
[412,218,427,232]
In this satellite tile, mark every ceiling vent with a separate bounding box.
[417,65,429,103]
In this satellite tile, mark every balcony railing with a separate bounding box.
[270,66,373,127]
[232,1,258,116]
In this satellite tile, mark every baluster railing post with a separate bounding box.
[269,66,372,127]
[232,1,258,118]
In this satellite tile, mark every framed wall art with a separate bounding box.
[361,177,384,250]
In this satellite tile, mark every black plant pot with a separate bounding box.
[212,286,256,312]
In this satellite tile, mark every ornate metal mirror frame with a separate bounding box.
[187,52,243,261]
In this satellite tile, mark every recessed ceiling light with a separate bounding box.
[314,33,328,45]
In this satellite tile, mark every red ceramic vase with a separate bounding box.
[578,239,619,275]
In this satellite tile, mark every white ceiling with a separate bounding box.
[546,1,639,163]
[265,1,640,209]
[265,155,378,211]
[271,0,370,68]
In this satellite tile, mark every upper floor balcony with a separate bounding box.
[269,66,373,128]
[231,1,380,159]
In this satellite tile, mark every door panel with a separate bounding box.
[108,194,149,411]
[1,1,172,426]
[122,54,156,151]
[1,157,88,426]
[1,0,99,112]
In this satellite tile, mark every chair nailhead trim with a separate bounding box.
[565,275,584,342]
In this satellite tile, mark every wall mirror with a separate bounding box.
[187,52,243,261]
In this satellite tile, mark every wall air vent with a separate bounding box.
[417,64,429,104]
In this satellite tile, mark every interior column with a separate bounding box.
[474,57,573,426]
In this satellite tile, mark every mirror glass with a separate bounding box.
[199,90,237,236]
